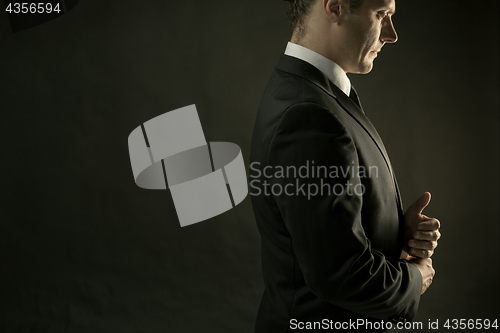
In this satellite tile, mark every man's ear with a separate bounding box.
[323,0,343,23]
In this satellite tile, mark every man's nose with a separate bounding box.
[380,17,398,43]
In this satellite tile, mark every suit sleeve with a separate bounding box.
[267,102,422,321]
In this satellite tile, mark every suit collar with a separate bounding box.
[275,53,337,100]
[275,54,367,118]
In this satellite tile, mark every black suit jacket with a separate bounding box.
[249,54,422,332]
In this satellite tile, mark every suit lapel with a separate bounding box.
[275,54,405,218]
[327,84,405,217]
[275,55,395,180]
[327,80,397,180]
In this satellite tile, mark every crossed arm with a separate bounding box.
[267,102,430,320]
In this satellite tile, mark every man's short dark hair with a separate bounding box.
[283,0,365,39]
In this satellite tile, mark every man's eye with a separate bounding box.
[377,12,388,19]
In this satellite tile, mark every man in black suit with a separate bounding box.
[249,0,441,331]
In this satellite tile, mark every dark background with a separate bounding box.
[0,1,498,332]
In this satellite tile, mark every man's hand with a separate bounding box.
[402,192,441,259]
[409,258,435,294]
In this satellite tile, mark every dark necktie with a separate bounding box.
[349,86,366,115]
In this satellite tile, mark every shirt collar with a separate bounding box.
[284,42,351,97]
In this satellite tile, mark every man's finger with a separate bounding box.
[417,219,440,231]
[413,230,441,241]
[410,248,434,259]
[407,192,431,216]
[408,239,437,250]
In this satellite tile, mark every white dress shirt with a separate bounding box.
[284,42,351,97]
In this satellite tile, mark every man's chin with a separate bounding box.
[360,60,375,74]
[348,63,374,75]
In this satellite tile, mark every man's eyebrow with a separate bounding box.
[378,6,396,15]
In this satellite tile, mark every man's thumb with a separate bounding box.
[408,192,431,215]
